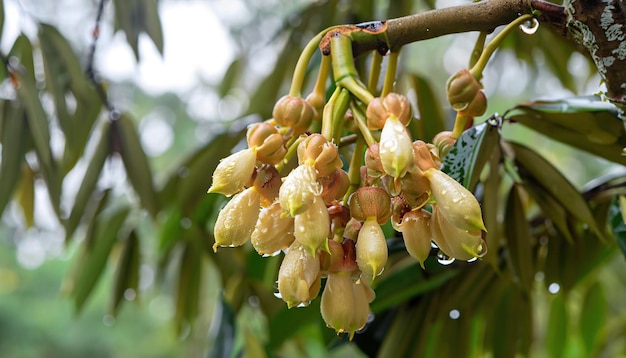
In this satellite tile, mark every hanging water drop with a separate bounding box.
[467,257,478,263]
[437,251,455,265]
[519,17,539,35]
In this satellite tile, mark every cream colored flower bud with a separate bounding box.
[297,134,343,177]
[208,148,256,197]
[398,209,432,269]
[273,95,317,135]
[423,167,487,232]
[251,201,295,255]
[356,217,388,281]
[277,241,321,308]
[294,195,330,257]
[366,93,412,130]
[247,122,286,165]
[349,187,392,224]
[321,271,371,339]
[431,205,487,261]
[379,116,415,178]
[279,162,322,217]
[213,187,260,252]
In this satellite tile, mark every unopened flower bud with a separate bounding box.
[253,164,281,206]
[431,205,487,261]
[446,69,481,112]
[297,134,343,177]
[213,187,260,252]
[366,93,412,130]
[461,90,487,117]
[277,241,321,308]
[398,170,430,209]
[349,187,392,224]
[365,143,383,178]
[413,140,438,172]
[279,163,322,216]
[320,271,371,339]
[432,131,457,159]
[356,217,388,281]
[321,238,358,273]
[423,167,487,232]
[247,122,286,165]
[294,195,330,257]
[379,116,415,178]
[251,201,295,255]
[397,209,432,269]
[273,95,317,135]
[208,148,256,196]
[320,169,350,202]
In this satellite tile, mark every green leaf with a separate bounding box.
[440,120,500,190]
[546,295,568,358]
[110,230,141,317]
[15,163,35,227]
[509,142,603,238]
[491,286,521,358]
[113,0,163,60]
[371,264,458,313]
[580,282,606,355]
[113,113,160,217]
[208,295,237,358]
[610,195,626,259]
[142,0,164,55]
[65,121,111,239]
[505,185,534,292]
[267,302,323,350]
[405,74,446,142]
[72,206,130,313]
[507,96,626,165]
[174,239,203,335]
[0,101,28,218]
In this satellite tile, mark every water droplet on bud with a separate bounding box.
[437,251,455,265]
[519,18,539,35]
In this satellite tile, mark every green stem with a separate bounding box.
[289,27,337,97]
[343,135,365,203]
[350,102,377,147]
[468,32,487,69]
[322,87,342,140]
[381,50,400,97]
[470,14,533,81]
[368,51,383,94]
[332,88,351,144]
[330,34,374,105]
[311,54,331,101]
[276,135,305,173]
[451,113,469,139]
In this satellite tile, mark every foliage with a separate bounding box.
[0,0,626,357]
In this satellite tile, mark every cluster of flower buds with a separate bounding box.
[207,90,488,338]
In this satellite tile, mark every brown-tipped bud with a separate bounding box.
[379,116,415,178]
[423,167,487,232]
[446,68,481,112]
[431,204,487,261]
[297,134,343,177]
[277,241,321,308]
[390,196,410,227]
[398,170,430,209]
[320,271,371,340]
[273,95,317,135]
[365,143,383,178]
[349,187,392,224]
[251,201,295,255]
[432,131,457,159]
[208,148,257,197]
[294,195,330,257]
[460,90,487,117]
[321,238,358,273]
[213,187,260,252]
[253,164,281,206]
[247,122,287,165]
[356,217,388,281]
[413,140,438,172]
[397,209,433,269]
[279,163,322,216]
[366,93,412,130]
[320,169,350,203]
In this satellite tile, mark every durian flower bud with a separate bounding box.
[253,164,281,206]
[279,162,322,216]
[413,140,438,172]
[294,195,330,257]
[446,69,481,112]
[349,187,392,224]
[460,90,487,117]
[379,116,415,178]
[423,167,487,232]
[320,271,371,339]
[432,131,457,159]
[320,169,350,202]
[365,143,383,178]
[366,93,412,130]
[273,95,317,135]
[356,217,388,281]
[320,238,358,273]
[297,134,343,177]
[208,148,257,196]
[306,91,325,115]
[277,241,321,308]
[431,205,487,261]
[251,201,295,255]
[397,209,433,269]
[247,122,286,165]
[213,187,261,252]
[398,170,430,209]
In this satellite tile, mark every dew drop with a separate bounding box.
[273,291,283,299]
[519,18,539,35]
[296,301,311,308]
[548,282,560,294]
[449,309,461,320]
[467,257,478,263]
[437,251,455,265]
